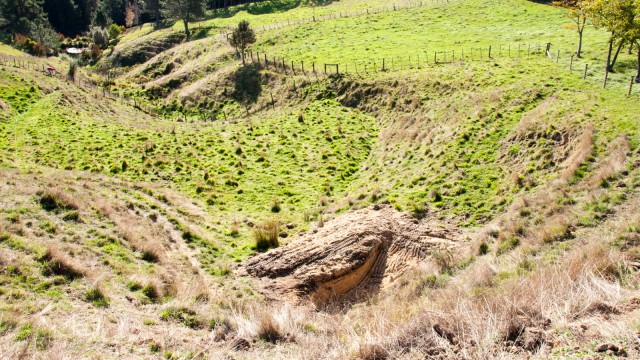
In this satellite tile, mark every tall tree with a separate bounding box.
[554,0,589,58]
[229,20,255,65]
[161,0,205,39]
[0,0,49,36]
[586,0,637,73]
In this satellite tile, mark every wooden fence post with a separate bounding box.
[556,50,560,63]
[489,46,492,59]
[583,64,588,80]
[629,76,635,96]
[570,54,574,70]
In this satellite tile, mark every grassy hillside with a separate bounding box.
[1,0,640,358]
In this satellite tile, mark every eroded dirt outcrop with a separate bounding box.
[240,205,460,306]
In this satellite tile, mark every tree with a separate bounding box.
[586,0,637,73]
[554,0,589,58]
[0,0,49,36]
[161,0,206,39]
[229,20,256,65]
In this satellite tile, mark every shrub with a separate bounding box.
[253,220,280,251]
[108,24,123,39]
[90,43,102,60]
[85,286,109,307]
[89,27,109,47]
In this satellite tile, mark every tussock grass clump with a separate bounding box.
[497,235,520,255]
[357,343,389,360]
[142,282,162,302]
[38,247,85,280]
[37,189,79,212]
[62,210,81,222]
[15,322,53,350]
[541,220,573,244]
[85,286,109,308]
[139,246,161,263]
[254,220,280,251]
[257,313,284,344]
[160,307,204,329]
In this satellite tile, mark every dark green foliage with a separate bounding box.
[0,0,49,36]
[230,20,256,65]
[161,0,206,38]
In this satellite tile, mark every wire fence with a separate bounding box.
[217,0,460,38]
[0,54,159,115]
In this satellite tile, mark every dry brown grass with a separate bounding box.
[38,246,85,280]
[560,124,594,181]
[589,136,630,188]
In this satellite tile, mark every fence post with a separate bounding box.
[570,54,574,70]
[313,63,316,73]
[583,64,588,80]
[629,76,635,96]
[556,50,560,63]
[382,58,385,71]
[489,46,492,59]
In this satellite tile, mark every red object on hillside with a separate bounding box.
[46,66,57,76]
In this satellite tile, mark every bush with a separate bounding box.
[89,27,109,47]
[90,43,103,60]
[108,24,123,40]
[254,220,280,251]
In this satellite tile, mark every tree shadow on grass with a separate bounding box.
[231,64,262,109]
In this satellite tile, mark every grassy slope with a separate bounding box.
[1,0,640,358]
[255,0,638,92]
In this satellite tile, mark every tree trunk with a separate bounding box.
[609,40,624,73]
[241,45,246,65]
[577,30,583,58]
[636,43,640,83]
[183,19,190,39]
[606,38,614,73]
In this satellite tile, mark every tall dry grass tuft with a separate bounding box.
[38,246,85,280]
[37,188,79,212]
[560,124,594,181]
[590,136,630,188]
[253,219,280,251]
